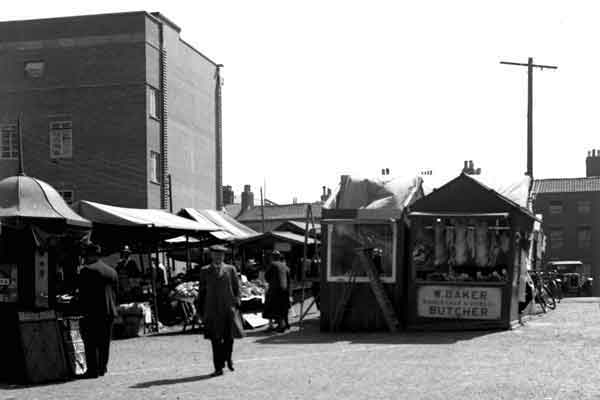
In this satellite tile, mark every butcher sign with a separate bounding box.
[417,285,502,320]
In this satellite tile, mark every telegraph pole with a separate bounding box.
[500,57,557,178]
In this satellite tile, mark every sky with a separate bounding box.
[4,1,599,204]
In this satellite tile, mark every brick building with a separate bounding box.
[532,150,600,294]
[0,11,222,210]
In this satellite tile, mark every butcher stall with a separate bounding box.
[406,173,541,330]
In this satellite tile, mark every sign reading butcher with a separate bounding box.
[417,286,502,320]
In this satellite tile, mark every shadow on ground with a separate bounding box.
[250,318,501,345]
[130,373,214,388]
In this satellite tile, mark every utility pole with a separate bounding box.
[500,57,557,178]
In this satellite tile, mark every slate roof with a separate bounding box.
[237,203,322,222]
[532,177,600,194]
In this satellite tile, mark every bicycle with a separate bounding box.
[531,272,556,312]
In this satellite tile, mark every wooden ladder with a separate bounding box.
[330,269,358,332]
[355,249,400,333]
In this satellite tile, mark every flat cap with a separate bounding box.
[209,244,228,253]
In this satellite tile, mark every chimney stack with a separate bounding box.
[222,185,235,206]
[586,149,600,177]
[240,184,254,212]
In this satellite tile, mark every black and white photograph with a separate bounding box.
[1,1,599,399]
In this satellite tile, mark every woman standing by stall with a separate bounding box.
[263,251,291,332]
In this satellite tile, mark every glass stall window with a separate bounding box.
[327,222,396,283]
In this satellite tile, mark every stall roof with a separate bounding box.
[75,200,219,232]
[323,175,424,210]
[235,230,318,246]
[179,208,259,241]
[0,175,91,227]
[410,173,538,221]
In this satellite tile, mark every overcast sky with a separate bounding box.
[5,1,598,204]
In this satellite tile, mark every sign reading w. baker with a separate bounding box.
[417,286,502,320]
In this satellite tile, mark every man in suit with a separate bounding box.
[198,244,244,377]
[78,243,118,378]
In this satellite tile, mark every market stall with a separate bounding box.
[0,175,92,383]
[320,174,424,332]
[406,173,540,330]
[73,200,219,336]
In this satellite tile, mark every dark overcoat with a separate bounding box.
[262,261,291,320]
[78,260,119,318]
[199,263,244,340]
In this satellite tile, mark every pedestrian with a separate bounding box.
[198,244,244,377]
[262,250,291,332]
[77,243,118,378]
[117,245,140,277]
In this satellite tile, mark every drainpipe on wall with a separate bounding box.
[159,23,169,210]
[215,64,224,210]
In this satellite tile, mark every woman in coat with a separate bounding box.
[198,244,244,376]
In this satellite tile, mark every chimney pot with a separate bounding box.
[464,161,468,168]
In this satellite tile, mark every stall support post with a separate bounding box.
[149,242,160,333]
[185,235,191,273]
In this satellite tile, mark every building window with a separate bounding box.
[24,61,45,78]
[150,151,160,183]
[549,201,563,215]
[148,88,160,120]
[326,222,396,283]
[549,228,564,249]
[577,200,592,214]
[49,121,72,159]
[58,190,74,205]
[0,124,18,159]
[577,226,592,249]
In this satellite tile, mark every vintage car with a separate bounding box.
[547,261,593,297]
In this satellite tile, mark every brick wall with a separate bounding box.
[533,191,600,295]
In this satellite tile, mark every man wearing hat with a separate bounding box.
[198,244,244,377]
[78,243,118,378]
[117,245,140,277]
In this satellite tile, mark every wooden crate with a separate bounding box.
[18,311,69,384]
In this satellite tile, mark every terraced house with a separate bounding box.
[532,150,600,295]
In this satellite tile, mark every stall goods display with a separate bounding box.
[171,281,200,300]
[241,279,266,299]
[414,218,513,282]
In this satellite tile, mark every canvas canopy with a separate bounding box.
[324,175,424,210]
[235,230,318,247]
[179,208,258,241]
[74,201,218,232]
[0,175,91,228]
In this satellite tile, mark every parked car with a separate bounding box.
[546,261,593,297]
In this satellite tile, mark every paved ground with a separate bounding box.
[3,298,600,400]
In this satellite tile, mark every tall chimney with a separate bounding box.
[586,150,600,177]
[240,185,254,212]
[222,185,235,205]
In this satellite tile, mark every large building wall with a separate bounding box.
[533,191,600,294]
[0,12,220,210]
[0,13,149,207]
[167,40,218,210]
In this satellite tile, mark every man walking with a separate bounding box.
[199,244,244,377]
[78,243,118,378]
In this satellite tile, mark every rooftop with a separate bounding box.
[237,203,322,222]
[532,177,600,194]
